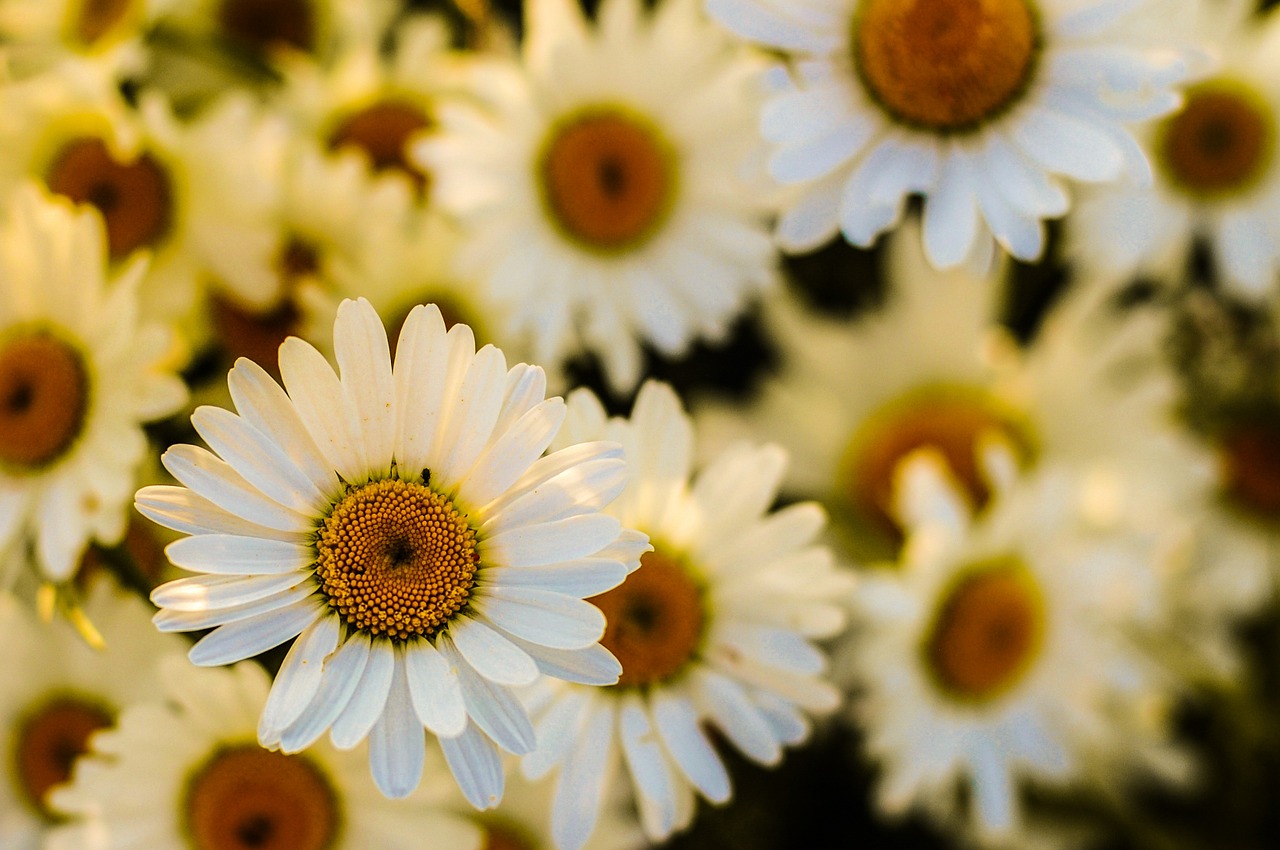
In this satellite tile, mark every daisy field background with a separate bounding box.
[1,0,1280,849]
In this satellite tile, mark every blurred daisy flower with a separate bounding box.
[0,184,185,587]
[524,381,853,850]
[137,297,646,805]
[418,0,776,393]
[0,579,182,850]
[459,770,646,850]
[849,455,1190,843]
[1068,0,1280,296]
[706,0,1195,268]
[48,657,482,850]
[0,0,172,79]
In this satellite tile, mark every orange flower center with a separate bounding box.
[589,549,704,688]
[184,745,338,850]
[854,0,1040,131]
[67,0,133,47]
[0,331,89,471]
[217,0,316,53]
[1157,81,1276,199]
[1218,418,1280,519]
[315,478,479,639]
[924,562,1044,700]
[538,109,676,253]
[46,136,173,262]
[842,385,1035,540]
[328,101,433,193]
[14,697,113,820]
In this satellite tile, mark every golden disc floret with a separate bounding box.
[0,331,90,471]
[924,560,1045,701]
[1158,81,1276,199]
[589,549,704,688]
[314,477,479,640]
[538,108,677,253]
[15,697,113,821]
[854,0,1040,132]
[184,745,338,850]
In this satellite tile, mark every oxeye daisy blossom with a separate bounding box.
[523,381,853,850]
[417,0,777,393]
[47,657,482,850]
[0,0,171,79]
[0,183,186,587]
[0,579,183,850]
[136,297,646,806]
[706,0,1195,268]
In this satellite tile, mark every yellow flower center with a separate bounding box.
[184,745,338,850]
[538,108,677,253]
[314,478,479,640]
[924,561,1045,701]
[45,136,173,262]
[854,0,1040,132]
[1218,418,1280,520]
[66,0,134,47]
[14,697,113,821]
[589,549,704,688]
[0,331,89,471]
[841,385,1035,541]
[328,101,433,193]
[1157,80,1276,199]
[217,0,316,53]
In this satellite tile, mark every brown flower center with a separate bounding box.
[45,136,173,262]
[483,823,537,850]
[67,0,134,47]
[854,0,1040,131]
[0,331,89,471]
[842,385,1035,540]
[314,478,479,640]
[210,238,318,374]
[217,0,316,53]
[924,561,1044,700]
[328,101,433,192]
[1218,418,1280,519]
[14,697,113,821]
[185,745,338,850]
[589,549,704,688]
[538,109,677,253]
[1158,81,1276,199]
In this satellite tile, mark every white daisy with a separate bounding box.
[1067,0,1280,296]
[0,183,186,586]
[706,0,1195,268]
[136,297,646,806]
[47,657,483,850]
[523,380,853,850]
[0,0,171,79]
[0,578,183,850]
[849,455,1191,843]
[418,0,777,393]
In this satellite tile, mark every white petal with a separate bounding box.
[330,638,395,749]
[524,688,590,780]
[162,445,314,533]
[923,148,980,269]
[151,572,311,612]
[441,635,537,754]
[135,486,308,543]
[259,616,341,744]
[449,614,539,686]
[471,587,606,650]
[480,560,627,598]
[278,336,366,485]
[440,721,505,810]
[153,583,318,632]
[478,458,628,533]
[501,633,622,686]
[188,596,325,666]
[278,632,372,753]
[552,697,616,850]
[334,298,396,480]
[480,514,623,567]
[392,304,451,477]
[368,649,426,798]
[1012,106,1125,183]
[458,398,566,510]
[651,688,731,802]
[163,534,315,576]
[693,669,782,765]
[403,638,468,737]
[619,693,678,838]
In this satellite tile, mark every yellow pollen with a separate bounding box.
[217,0,316,53]
[46,136,173,262]
[538,109,676,253]
[314,478,479,640]
[68,0,133,47]
[854,0,1040,131]
[1157,81,1276,199]
[589,549,704,688]
[842,386,1035,541]
[328,101,433,193]
[185,745,338,850]
[15,697,113,821]
[924,561,1044,701]
[1218,418,1280,520]
[0,331,89,471]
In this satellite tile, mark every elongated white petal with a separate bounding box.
[369,649,426,798]
[151,572,311,612]
[135,486,308,543]
[334,298,396,480]
[552,697,615,850]
[458,398,566,509]
[330,638,396,749]
[164,534,315,575]
[259,616,341,745]
[478,458,628,533]
[471,587,606,649]
[162,445,314,533]
[619,693,678,838]
[188,596,325,666]
[441,635,536,754]
[278,632,372,753]
[435,345,509,490]
[479,560,626,598]
[403,638,467,737]
[440,721,505,810]
[480,514,623,567]
[153,583,318,632]
[278,336,367,485]
[449,615,539,686]
[651,688,731,803]
[392,304,450,476]
[694,668,781,765]
[523,687,591,780]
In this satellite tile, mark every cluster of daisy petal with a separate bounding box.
[2,0,1280,849]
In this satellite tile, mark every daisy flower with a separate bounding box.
[136,297,645,806]
[705,0,1194,268]
[0,578,183,850]
[1067,0,1280,296]
[47,657,482,850]
[0,0,172,79]
[524,381,853,850]
[0,183,186,586]
[849,455,1191,842]
[418,0,777,393]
